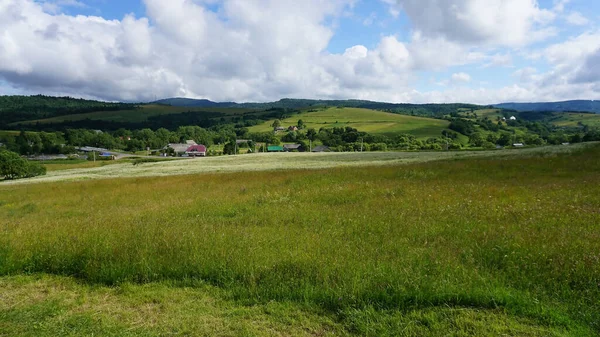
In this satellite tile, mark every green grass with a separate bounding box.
[1,144,599,336]
[551,112,600,128]
[13,104,255,125]
[248,107,450,139]
[2,145,583,185]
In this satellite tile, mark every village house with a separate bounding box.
[283,144,303,152]
[185,145,207,157]
[267,145,284,152]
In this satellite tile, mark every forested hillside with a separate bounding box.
[0,95,136,127]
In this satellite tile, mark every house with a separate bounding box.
[77,146,109,153]
[311,145,331,152]
[166,143,191,154]
[99,152,116,160]
[288,126,298,131]
[283,144,303,152]
[267,145,284,152]
[185,145,207,157]
[509,116,517,121]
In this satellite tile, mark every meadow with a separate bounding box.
[0,143,599,336]
[551,112,600,128]
[248,107,450,139]
[3,145,581,185]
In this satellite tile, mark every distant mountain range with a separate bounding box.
[155,97,600,114]
[494,100,600,114]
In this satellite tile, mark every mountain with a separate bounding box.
[153,97,237,108]
[154,97,481,113]
[494,100,600,114]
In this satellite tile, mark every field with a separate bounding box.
[248,107,450,139]
[550,112,600,128]
[1,143,599,336]
[2,146,580,185]
[12,104,255,125]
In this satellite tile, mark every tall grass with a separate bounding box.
[1,144,599,334]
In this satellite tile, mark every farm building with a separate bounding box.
[311,145,331,153]
[283,144,303,152]
[267,146,284,152]
[513,143,524,147]
[274,127,286,132]
[185,145,207,157]
[288,126,299,131]
[166,143,192,154]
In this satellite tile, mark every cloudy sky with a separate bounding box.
[0,0,599,103]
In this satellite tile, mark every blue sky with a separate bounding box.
[2,0,599,103]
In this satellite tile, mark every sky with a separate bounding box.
[0,0,599,104]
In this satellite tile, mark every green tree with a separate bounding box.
[297,119,305,129]
[271,119,281,128]
[0,149,46,180]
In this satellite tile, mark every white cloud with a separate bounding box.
[0,0,598,105]
[451,72,471,84]
[565,11,589,26]
[386,0,556,47]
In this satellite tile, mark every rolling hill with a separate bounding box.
[494,100,600,113]
[248,107,452,139]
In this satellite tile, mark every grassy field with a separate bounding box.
[248,107,450,139]
[2,145,583,185]
[13,104,255,125]
[550,112,600,128]
[1,143,599,336]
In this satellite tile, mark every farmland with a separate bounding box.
[1,143,599,336]
[248,107,451,139]
[550,112,600,128]
[1,145,581,185]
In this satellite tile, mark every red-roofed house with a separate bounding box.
[186,145,207,157]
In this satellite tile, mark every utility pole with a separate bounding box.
[309,139,312,152]
[360,138,364,152]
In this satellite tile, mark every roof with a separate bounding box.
[186,145,207,152]
[185,140,197,145]
[236,139,251,144]
[311,145,330,152]
[77,146,109,152]
[267,146,284,151]
[168,143,191,153]
[283,144,302,150]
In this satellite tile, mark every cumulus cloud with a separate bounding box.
[385,0,556,46]
[0,0,598,104]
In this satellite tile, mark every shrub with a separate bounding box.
[0,150,47,180]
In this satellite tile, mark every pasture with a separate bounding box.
[248,107,450,139]
[3,145,582,185]
[0,143,599,336]
[551,112,600,128]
